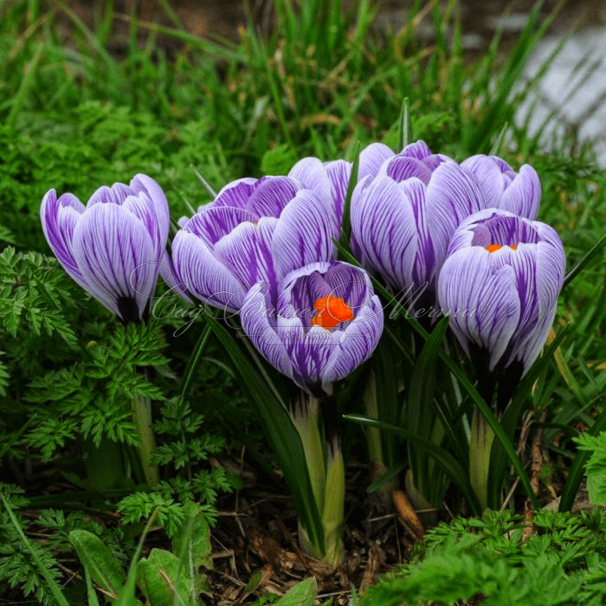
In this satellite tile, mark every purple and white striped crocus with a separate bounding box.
[288,142,395,235]
[40,174,170,324]
[350,140,486,315]
[461,154,541,220]
[437,208,565,405]
[240,261,384,395]
[172,176,336,314]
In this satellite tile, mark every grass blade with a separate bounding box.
[1,494,70,606]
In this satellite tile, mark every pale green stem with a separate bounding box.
[470,409,494,510]
[132,395,159,486]
[291,393,326,513]
[364,370,397,508]
[321,443,345,566]
[428,417,445,480]
[364,370,383,463]
[297,440,345,566]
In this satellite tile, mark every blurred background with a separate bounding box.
[55,0,606,164]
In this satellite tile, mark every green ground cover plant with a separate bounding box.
[1,0,606,603]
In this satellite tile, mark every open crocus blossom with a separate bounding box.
[172,176,336,314]
[40,174,170,324]
[350,141,486,315]
[287,142,395,235]
[437,208,565,407]
[240,261,384,395]
[461,154,541,220]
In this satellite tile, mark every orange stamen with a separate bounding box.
[486,244,518,253]
[311,296,354,330]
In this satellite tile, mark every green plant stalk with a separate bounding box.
[470,409,494,510]
[364,370,396,508]
[132,394,159,486]
[321,443,345,566]
[291,393,326,515]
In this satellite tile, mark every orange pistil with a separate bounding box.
[486,244,518,253]
[311,296,354,330]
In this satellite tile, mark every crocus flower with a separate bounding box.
[288,142,395,234]
[172,176,336,314]
[437,208,565,405]
[240,261,384,395]
[40,174,170,324]
[461,154,541,220]
[350,140,486,315]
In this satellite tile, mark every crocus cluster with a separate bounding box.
[40,137,565,563]
[40,140,563,403]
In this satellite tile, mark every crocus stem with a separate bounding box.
[364,370,396,509]
[321,439,345,566]
[132,394,159,486]
[291,391,326,515]
[470,408,494,510]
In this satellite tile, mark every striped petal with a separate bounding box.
[499,164,541,220]
[438,249,521,372]
[213,178,259,209]
[272,190,336,283]
[426,162,486,271]
[40,189,87,287]
[214,217,278,298]
[321,295,384,389]
[72,203,157,323]
[358,142,394,181]
[350,175,417,292]
[245,176,299,218]
[172,230,244,313]
[240,284,294,379]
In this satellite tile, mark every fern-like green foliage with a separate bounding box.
[364,509,606,606]
[0,485,63,606]
[575,431,606,506]
[23,322,168,459]
[0,247,78,347]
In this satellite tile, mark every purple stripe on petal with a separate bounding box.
[383,156,433,185]
[272,190,336,283]
[358,142,394,181]
[400,140,433,160]
[40,190,87,286]
[322,262,373,312]
[461,155,506,207]
[122,194,165,259]
[325,159,352,228]
[88,183,132,207]
[499,164,541,220]
[185,205,257,245]
[214,218,278,298]
[399,178,435,287]
[159,250,194,304]
[72,203,157,322]
[289,157,333,201]
[277,262,332,316]
[321,296,384,389]
[350,175,417,293]
[213,178,260,209]
[438,249,520,371]
[129,174,170,246]
[426,162,485,270]
[172,230,244,312]
[241,284,294,379]
[245,176,299,218]
[287,325,340,392]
